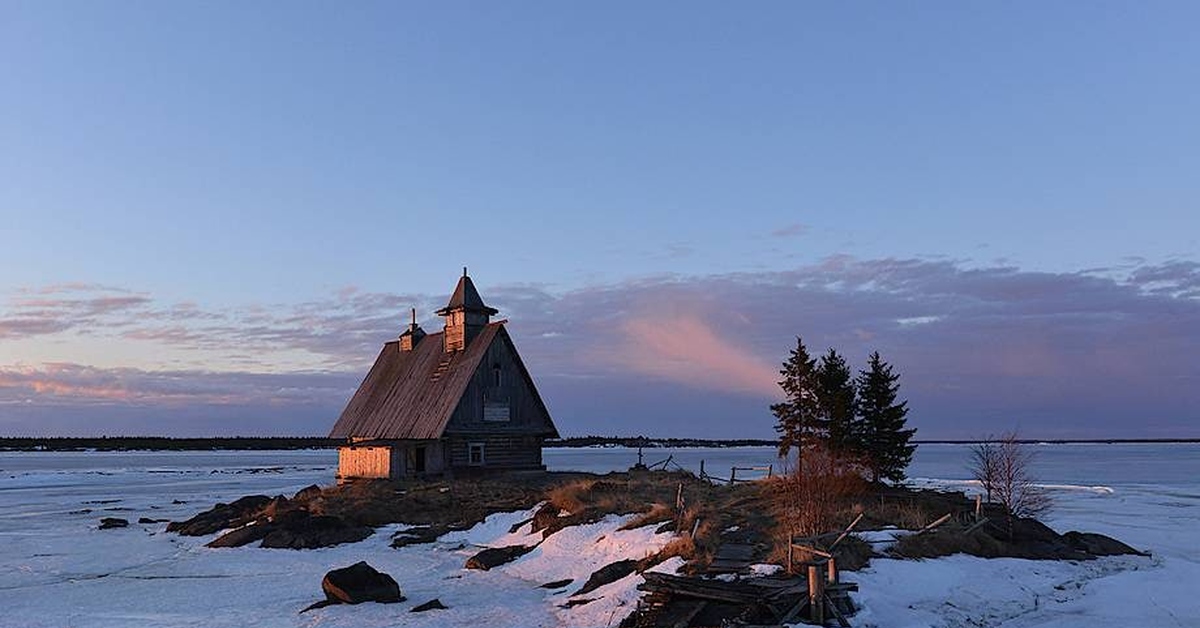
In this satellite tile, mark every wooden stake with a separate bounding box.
[808,563,825,625]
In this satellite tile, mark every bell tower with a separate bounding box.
[436,268,498,352]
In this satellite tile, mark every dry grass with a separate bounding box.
[768,446,870,541]
[619,502,674,531]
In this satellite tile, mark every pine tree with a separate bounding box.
[855,351,917,483]
[816,348,857,457]
[772,337,820,459]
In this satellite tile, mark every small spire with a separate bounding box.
[463,266,468,278]
[411,307,416,326]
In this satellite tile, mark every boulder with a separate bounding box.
[574,559,638,595]
[530,503,562,534]
[410,598,448,612]
[539,578,574,590]
[391,524,453,548]
[321,561,404,604]
[260,511,372,549]
[207,523,273,548]
[99,517,129,529]
[138,517,168,524]
[167,495,273,536]
[1063,531,1147,556]
[292,484,324,502]
[465,544,537,570]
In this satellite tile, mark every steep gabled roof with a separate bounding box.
[436,274,499,316]
[328,323,503,440]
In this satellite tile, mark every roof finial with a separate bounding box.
[411,307,416,326]
[463,266,468,278]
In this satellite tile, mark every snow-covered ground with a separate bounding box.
[0,444,1196,627]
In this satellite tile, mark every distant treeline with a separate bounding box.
[0,437,341,452]
[0,435,1195,452]
[546,436,777,448]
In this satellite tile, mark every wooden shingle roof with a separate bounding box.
[436,274,499,316]
[328,322,505,440]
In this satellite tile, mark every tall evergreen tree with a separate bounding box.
[855,351,917,483]
[816,348,857,457]
[772,337,820,459]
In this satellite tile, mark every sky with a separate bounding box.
[1,2,1197,439]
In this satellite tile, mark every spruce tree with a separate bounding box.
[772,337,820,459]
[855,351,917,483]
[816,348,857,457]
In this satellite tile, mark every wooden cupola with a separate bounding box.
[398,308,426,352]
[436,268,498,352]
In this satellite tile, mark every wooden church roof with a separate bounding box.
[437,272,499,316]
[327,322,557,440]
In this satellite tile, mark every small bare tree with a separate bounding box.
[970,432,1050,522]
[969,437,999,504]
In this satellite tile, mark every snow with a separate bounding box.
[2,444,1198,627]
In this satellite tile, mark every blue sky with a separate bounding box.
[1,2,1197,438]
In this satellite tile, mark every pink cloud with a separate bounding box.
[607,315,779,397]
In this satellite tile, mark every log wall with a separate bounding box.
[337,445,397,479]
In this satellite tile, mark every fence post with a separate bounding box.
[730,467,737,484]
[808,563,825,624]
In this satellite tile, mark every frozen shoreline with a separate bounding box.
[1,444,1197,627]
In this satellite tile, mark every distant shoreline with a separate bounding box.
[0,435,1197,452]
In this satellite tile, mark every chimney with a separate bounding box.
[399,308,425,352]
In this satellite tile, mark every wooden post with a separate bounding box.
[699,459,706,480]
[808,563,825,625]
[768,463,773,478]
[787,534,793,575]
[730,467,737,484]
[826,556,838,585]
[975,494,982,522]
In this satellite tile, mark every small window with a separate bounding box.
[492,364,502,388]
[469,443,485,466]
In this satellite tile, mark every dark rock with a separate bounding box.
[98,517,129,529]
[465,544,536,570]
[539,578,574,590]
[292,484,323,502]
[391,524,454,548]
[259,511,372,549]
[299,599,335,614]
[560,597,599,608]
[508,517,534,534]
[574,559,638,595]
[167,495,272,536]
[1063,531,1147,556]
[322,561,404,604]
[138,517,169,524]
[207,523,273,548]
[530,503,562,534]
[410,598,448,612]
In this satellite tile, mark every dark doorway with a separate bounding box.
[414,446,427,474]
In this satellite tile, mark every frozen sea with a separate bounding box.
[0,443,1196,627]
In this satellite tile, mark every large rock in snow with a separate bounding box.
[465,544,537,570]
[259,510,373,549]
[321,561,404,605]
[1063,531,1147,556]
[167,495,273,536]
[98,517,129,529]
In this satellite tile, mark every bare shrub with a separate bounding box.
[969,438,1000,504]
[970,432,1051,522]
[771,444,868,539]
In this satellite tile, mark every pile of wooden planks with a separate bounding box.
[624,571,857,627]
